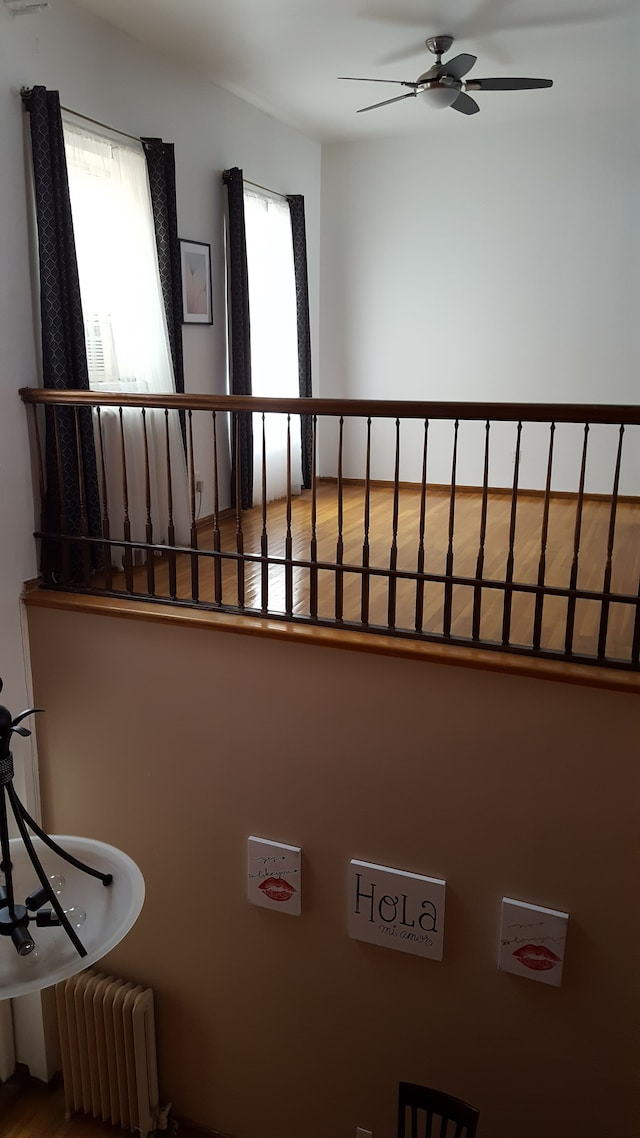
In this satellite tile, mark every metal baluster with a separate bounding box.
[632,582,640,665]
[472,420,491,641]
[597,424,625,659]
[73,407,91,586]
[443,419,459,637]
[164,408,177,600]
[501,420,522,645]
[29,403,48,582]
[141,409,155,597]
[53,407,70,584]
[335,416,344,621]
[309,415,318,619]
[118,407,133,593]
[564,423,589,655]
[388,418,401,629]
[260,413,268,613]
[361,417,372,626]
[414,420,429,633]
[532,423,555,650]
[234,413,245,609]
[187,410,199,602]
[211,412,222,605]
[285,414,293,616]
[94,408,112,592]
[632,421,640,658]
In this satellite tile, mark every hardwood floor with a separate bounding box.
[0,1072,205,1137]
[102,483,640,665]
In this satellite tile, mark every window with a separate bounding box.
[63,116,174,395]
[243,185,302,503]
[62,116,187,563]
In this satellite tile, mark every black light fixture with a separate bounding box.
[0,680,144,999]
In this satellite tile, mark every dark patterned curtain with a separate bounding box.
[222,167,253,510]
[287,195,313,490]
[141,138,184,394]
[21,85,101,582]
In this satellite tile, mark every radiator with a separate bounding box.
[55,969,166,1138]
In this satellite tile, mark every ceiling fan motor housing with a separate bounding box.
[425,35,454,58]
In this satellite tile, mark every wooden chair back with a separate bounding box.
[398,1080,480,1138]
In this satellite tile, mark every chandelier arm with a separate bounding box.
[17,799,113,886]
[0,786,16,915]
[6,781,87,958]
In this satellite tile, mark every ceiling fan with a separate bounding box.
[339,35,553,116]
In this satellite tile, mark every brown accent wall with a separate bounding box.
[25,605,640,1138]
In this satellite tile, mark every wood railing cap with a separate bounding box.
[18,388,640,425]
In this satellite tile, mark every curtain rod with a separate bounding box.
[20,90,142,145]
[244,178,288,201]
[21,88,154,146]
[60,105,141,145]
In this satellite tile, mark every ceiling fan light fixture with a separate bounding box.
[420,82,459,109]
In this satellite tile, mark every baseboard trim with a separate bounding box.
[318,476,640,504]
[174,1117,234,1138]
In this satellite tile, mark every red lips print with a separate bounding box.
[258,876,297,903]
[513,943,561,971]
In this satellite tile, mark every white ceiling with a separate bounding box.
[71,0,636,141]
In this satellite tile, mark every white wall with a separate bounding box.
[319,50,640,489]
[320,116,639,405]
[0,0,320,1075]
[26,603,640,1138]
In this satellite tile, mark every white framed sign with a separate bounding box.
[247,836,301,916]
[348,860,446,960]
[499,897,569,987]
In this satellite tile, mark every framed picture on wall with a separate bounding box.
[180,239,212,324]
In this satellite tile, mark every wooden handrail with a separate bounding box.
[18,388,640,425]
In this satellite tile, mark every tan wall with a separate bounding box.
[25,605,640,1138]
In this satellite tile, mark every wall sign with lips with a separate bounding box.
[247,836,301,916]
[498,897,569,987]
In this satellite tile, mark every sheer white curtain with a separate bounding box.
[63,117,188,566]
[244,187,302,504]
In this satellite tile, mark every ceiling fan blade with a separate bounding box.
[338,76,419,87]
[376,41,431,67]
[468,77,553,90]
[437,52,476,80]
[451,91,480,115]
[357,92,418,113]
[366,2,633,38]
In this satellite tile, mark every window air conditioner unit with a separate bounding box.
[85,314,119,387]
